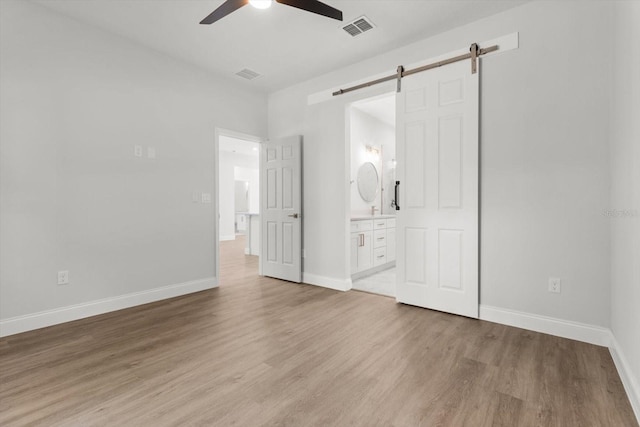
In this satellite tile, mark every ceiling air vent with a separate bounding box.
[342,16,375,37]
[235,68,261,80]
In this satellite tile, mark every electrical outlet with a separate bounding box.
[201,193,212,204]
[192,191,200,203]
[548,277,561,294]
[57,270,69,285]
[134,145,143,157]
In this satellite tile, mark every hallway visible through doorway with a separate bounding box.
[220,235,258,284]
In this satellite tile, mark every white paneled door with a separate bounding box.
[261,136,302,283]
[396,60,479,318]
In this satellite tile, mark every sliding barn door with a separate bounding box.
[260,136,302,283]
[396,60,479,318]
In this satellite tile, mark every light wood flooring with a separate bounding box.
[0,236,637,426]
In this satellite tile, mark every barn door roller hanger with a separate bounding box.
[333,43,497,97]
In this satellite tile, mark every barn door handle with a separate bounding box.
[394,181,400,210]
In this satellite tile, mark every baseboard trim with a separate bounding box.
[302,273,351,292]
[0,277,218,338]
[479,305,611,347]
[609,334,640,423]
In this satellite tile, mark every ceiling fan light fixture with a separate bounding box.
[200,0,342,25]
[249,0,272,9]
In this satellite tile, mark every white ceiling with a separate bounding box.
[352,92,395,127]
[219,135,259,156]
[33,0,525,93]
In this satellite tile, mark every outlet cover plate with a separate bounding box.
[58,270,69,285]
[548,277,561,293]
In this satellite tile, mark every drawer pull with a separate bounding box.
[377,237,384,240]
[377,255,385,259]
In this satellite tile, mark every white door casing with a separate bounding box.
[260,136,302,283]
[395,59,479,318]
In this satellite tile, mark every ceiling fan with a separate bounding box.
[200,0,343,25]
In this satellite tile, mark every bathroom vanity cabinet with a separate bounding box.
[350,216,396,278]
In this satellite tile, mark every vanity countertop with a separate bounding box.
[351,215,396,221]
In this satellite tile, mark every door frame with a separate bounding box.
[214,128,264,281]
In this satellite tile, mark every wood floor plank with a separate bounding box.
[0,236,637,426]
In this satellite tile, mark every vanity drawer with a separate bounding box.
[373,229,386,248]
[373,219,387,230]
[386,218,396,228]
[373,247,387,266]
[351,220,373,232]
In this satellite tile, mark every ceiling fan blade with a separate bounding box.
[200,0,249,25]
[275,0,343,21]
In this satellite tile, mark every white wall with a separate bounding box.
[0,0,267,324]
[219,151,259,240]
[269,1,613,327]
[350,108,395,217]
[610,0,640,415]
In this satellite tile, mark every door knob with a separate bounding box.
[288,213,299,219]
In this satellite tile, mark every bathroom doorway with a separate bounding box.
[348,93,397,297]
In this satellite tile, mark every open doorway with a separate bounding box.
[216,130,262,282]
[348,93,397,297]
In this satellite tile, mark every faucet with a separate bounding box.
[371,206,380,216]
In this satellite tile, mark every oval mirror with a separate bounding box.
[357,162,379,203]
